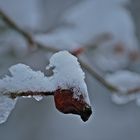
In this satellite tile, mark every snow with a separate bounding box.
[0,51,90,123]
[0,51,89,97]
[48,51,90,104]
[105,70,140,105]
[34,0,139,73]
[35,0,136,51]
[93,39,139,72]
[105,70,140,91]
[33,96,43,101]
[0,64,53,93]
[0,96,17,124]
[111,94,135,105]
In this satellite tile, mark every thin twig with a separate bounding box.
[126,87,140,95]
[78,58,140,95]
[4,91,54,99]
[0,9,60,52]
[0,9,34,46]
[0,9,140,96]
[78,58,119,92]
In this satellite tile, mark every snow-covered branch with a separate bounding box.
[105,70,140,105]
[0,51,92,123]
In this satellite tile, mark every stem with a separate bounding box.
[126,87,140,95]
[78,58,119,92]
[79,58,140,96]
[0,9,60,52]
[4,91,54,99]
[0,9,34,46]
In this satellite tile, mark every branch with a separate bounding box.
[3,91,54,99]
[0,9,140,96]
[0,9,34,46]
[126,87,140,95]
[78,58,119,92]
[6,82,139,99]
[0,9,59,52]
[79,58,140,95]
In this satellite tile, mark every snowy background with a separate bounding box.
[0,0,140,140]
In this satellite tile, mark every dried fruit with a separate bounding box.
[54,89,92,122]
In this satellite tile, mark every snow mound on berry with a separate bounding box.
[48,51,90,104]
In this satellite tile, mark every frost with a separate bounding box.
[105,70,140,105]
[0,51,90,123]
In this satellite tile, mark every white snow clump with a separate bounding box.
[105,70,140,105]
[0,51,90,123]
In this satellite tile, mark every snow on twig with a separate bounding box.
[105,70,140,104]
[0,51,91,123]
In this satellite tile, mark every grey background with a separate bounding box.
[0,0,140,140]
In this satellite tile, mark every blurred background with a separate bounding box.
[0,0,140,140]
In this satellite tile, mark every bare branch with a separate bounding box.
[78,58,119,92]
[79,58,140,96]
[0,9,34,46]
[126,87,140,95]
[0,8,59,52]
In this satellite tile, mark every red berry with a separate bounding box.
[54,89,92,122]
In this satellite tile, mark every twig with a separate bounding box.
[0,9,60,52]
[0,9,140,96]
[126,87,140,95]
[78,58,140,95]
[4,91,54,99]
[0,9,34,46]
[78,58,119,92]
